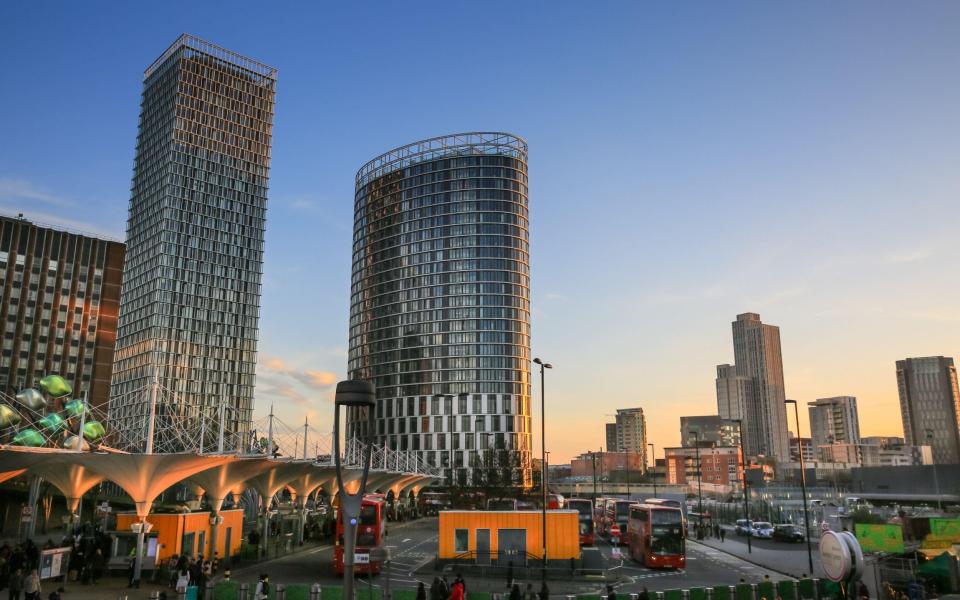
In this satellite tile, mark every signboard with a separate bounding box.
[39,547,71,580]
[855,523,905,553]
[820,530,852,582]
[354,553,370,564]
[21,506,33,523]
[930,519,960,542]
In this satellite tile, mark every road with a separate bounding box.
[231,518,796,594]
[698,528,823,579]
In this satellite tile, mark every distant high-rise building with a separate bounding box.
[346,133,532,487]
[860,436,904,448]
[604,408,647,472]
[896,357,960,464]
[681,415,741,448]
[605,422,618,454]
[788,434,815,463]
[109,35,276,451]
[716,364,751,421]
[808,396,861,460]
[731,313,791,461]
[0,214,124,410]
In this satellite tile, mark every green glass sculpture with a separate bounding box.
[38,413,67,434]
[39,375,72,398]
[12,428,45,447]
[15,389,46,411]
[82,420,106,442]
[63,399,87,418]
[0,404,22,428]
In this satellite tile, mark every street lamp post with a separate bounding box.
[732,419,751,553]
[533,357,552,585]
[333,380,377,600]
[648,442,657,498]
[689,431,704,534]
[785,399,815,576]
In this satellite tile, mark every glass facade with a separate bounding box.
[0,215,125,410]
[347,133,532,486]
[108,35,276,451]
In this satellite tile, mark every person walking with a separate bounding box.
[254,573,270,600]
[21,570,39,600]
[539,582,550,600]
[720,528,726,542]
[416,582,427,600]
[8,567,24,600]
[506,561,515,590]
[524,583,535,600]
[448,579,464,600]
[431,578,444,600]
[509,584,522,600]
[638,587,649,600]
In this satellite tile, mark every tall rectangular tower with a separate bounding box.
[109,35,276,452]
[808,396,861,460]
[614,407,647,472]
[731,313,790,461]
[896,357,960,464]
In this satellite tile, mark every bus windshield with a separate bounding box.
[359,505,378,526]
[568,500,592,519]
[616,502,632,518]
[651,510,683,525]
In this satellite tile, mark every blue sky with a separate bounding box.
[2,2,959,461]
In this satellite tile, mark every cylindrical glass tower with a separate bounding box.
[347,133,531,487]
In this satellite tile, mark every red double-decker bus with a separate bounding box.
[603,499,634,545]
[627,504,685,569]
[335,494,386,575]
[566,498,595,546]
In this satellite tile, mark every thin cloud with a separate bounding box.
[0,178,76,208]
[258,354,339,395]
[0,205,123,240]
[886,248,935,264]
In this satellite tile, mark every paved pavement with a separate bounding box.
[44,519,814,598]
[696,527,823,579]
[228,518,796,595]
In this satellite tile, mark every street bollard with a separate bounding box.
[311,583,323,600]
[682,591,690,600]
[789,580,799,600]
[149,592,160,600]
[239,582,249,600]
[631,594,639,600]
[751,584,758,600]
[277,583,286,600]
[706,588,714,600]
[656,593,665,600]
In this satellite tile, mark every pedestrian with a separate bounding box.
[9,567,24,600]
[416,582,427,600]
[720,528,726,542]
[539,582,549,600]
[606,584,617,600]
[441,576,450,599]
[455,573,466,595]
[510,584,522,600]
[506,561,514,589]
[448,579,464,600]
[524,584,536,600]
[175,567,190,593]
[638,587,649,600]
[431,578,444,600]
[254,574,270,600]
[714,524,721,538]
[22,570,39,600]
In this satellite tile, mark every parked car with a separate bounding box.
[773,524,805,543]
[735,519,754,536]
[752,521,774,539]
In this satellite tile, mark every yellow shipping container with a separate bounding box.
[438,510,579,561]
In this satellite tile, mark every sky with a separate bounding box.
[1,2,959,463]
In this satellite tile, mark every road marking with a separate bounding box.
[403,538,412,543]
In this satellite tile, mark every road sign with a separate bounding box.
[821,530,852,582]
